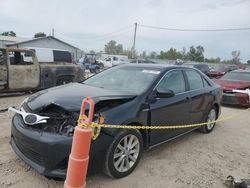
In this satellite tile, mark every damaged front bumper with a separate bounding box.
[10,114,113,178]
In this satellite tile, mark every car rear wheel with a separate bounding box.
[104,129,143,178]
[199,107,217,133]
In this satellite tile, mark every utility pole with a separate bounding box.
[132,22,137,58]
[52,28,54,37]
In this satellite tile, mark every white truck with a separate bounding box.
[97,55,128,68]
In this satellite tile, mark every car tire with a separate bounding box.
[94,68,100,74]
[198,107,217,134]
[99,63,104,70]
[103,129,143,178]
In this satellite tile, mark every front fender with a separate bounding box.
[100,100,149,137]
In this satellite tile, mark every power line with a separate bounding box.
[87,28,133,41]
[138,24,250,32]
[91,25,133,39]
[55,28,132,44]
[54,24,133,41]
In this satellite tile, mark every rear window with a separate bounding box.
[53,50,72,63]
[193,64,209,70]
[221,72,250,81]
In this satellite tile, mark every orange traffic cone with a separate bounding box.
[64,97,95,188]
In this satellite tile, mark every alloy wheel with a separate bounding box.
[113,134,140,173]
[206,109,216,130]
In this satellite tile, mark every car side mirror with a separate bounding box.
[156,88,175,98]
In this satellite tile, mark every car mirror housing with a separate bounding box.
[156,88,175,98]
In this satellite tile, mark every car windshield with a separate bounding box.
[221,72,250,81]
[83,66,161,94]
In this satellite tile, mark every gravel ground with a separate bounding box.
[0,95,250,188]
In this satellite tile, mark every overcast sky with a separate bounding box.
[1,0,250,61]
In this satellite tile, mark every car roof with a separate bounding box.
[230,69,250,73]
[121,63,178,69]
[184,63,207,65]
[120,63,199,72]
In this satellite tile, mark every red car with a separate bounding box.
[213,70,250,107]
[209,64,230,78]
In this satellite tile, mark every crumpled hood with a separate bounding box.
[213,79,250,90]
[27,83,136,112]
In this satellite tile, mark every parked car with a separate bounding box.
[10,64,221,179]
[0,48,85,92]
[213,70,250,106]
[227,64,238,71]
[183,63,210,77]
[129,59,156,64]
[208,64,230,78]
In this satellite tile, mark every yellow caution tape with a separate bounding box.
[78,107,250,140]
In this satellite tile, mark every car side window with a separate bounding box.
[9,51,34,65]
[186,70,204,90]
[203,78,210,87]
[157,70,185,94]
[0,50,4,65]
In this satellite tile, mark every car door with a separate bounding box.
[0,49,8,91]
[7,49,40,90]
[184,69,211,124]
[149,70,191,146]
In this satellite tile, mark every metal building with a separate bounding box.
[6,36,80,60]
[0,35,28,48]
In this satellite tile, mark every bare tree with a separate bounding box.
[231,51,240,63]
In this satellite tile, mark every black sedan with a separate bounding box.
[183,63,210,77]
[10,64,222,179]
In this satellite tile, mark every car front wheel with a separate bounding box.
[199,107,217,133]
[104,129,143,178]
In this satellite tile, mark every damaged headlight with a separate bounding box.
[59,122,75,136]
[59,114,105,137]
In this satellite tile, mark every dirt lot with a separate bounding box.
[0,95,249,188]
